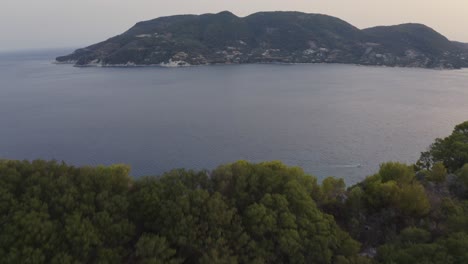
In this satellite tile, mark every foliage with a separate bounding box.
[427,162,448,183]
[376,231,468,264]
[418,121,468,172]
[360,162,430,217]
[0,160,362,264]
[0,160,134,263]
[210,161,359,263]
[2,121,468,263]
[458,164,468,187]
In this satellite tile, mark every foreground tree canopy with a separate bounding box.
[418,121,468,172]
[1,121,468,264]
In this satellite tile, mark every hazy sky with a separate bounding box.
[1,0,467,51]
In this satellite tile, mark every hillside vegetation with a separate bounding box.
[56,11,468,69]
[2,121,468,263]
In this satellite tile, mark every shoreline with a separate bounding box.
[53,60,462,71]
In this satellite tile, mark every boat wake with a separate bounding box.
[329,164,362,168]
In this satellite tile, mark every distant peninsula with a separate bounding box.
[56,11,468,69]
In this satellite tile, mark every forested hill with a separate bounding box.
[2,121,468,263]
[56,11,468,69]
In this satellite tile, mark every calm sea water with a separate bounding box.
[1,49,468,185]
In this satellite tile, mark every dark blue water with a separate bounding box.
[1,50,468,184]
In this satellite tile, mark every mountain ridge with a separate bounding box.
[56,11,468,69]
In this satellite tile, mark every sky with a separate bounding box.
[1,0,468,52]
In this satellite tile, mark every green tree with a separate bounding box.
[135,234,180,264]
[130,170,245,264]
[210,161,362,263]
[458,164,468,187]
[418,121,468,172]
[379,162,415,185]
[398,183,430,217]
[427,162,448,183]
[0,160,134,263]
[319,177,347,219]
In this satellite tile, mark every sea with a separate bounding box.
[1,49,468,185]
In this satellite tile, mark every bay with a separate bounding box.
[1,49,468,185]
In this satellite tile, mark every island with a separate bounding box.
[56,11,468,69]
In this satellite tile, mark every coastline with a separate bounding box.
[53,59,460,70]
